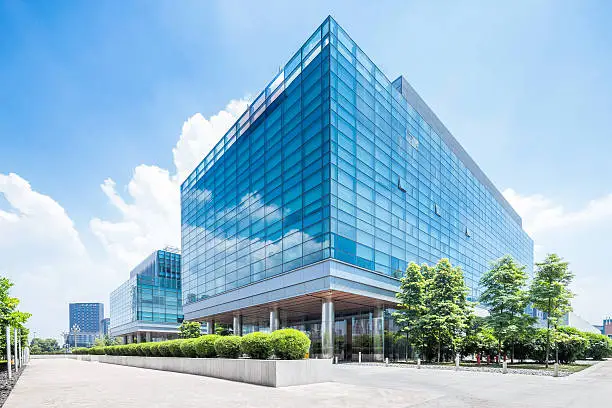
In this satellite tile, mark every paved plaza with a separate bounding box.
[4,358,612,407]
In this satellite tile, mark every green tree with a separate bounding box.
[529,254,574,367]
[393,262,427,359]
[0,277,31,351]
[94,335,117,347]
[179,321,202,339]
[421,259,471,362]
[479,255,534,362]
[30,338,61,353]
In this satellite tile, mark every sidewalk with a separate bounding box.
[5,357,612,407]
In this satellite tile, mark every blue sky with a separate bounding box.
[1,1,611,338]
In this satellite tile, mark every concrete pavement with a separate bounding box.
[5,358,611,407]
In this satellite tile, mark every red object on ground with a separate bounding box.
[476,354,481,365]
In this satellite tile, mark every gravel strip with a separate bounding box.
[341,362,572,377]
[0,367,25,407]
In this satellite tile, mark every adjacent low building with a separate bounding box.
[66,302,104,347]
[560,312,601,334]
[179,16,533,362]
[110,248,187,343]
[603,318,612,338]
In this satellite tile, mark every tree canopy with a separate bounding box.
[529,253,574,366]
[479,255,534,361]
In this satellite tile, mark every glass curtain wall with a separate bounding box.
[181,23,333,305]
[327,19,532,300]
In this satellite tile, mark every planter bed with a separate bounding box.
[76,354,332,387]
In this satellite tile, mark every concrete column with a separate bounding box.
[269,307,279,332]
[207,320,215,335]
[321,297,335,359]
[373,306,384,362]
[136,332,142,343]
[145,332,152,342]
[127,335,133,344]
[233,315,242,336]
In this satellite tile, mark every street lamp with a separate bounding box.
[71,324,80,349]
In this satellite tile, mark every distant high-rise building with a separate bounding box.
[109,248,193,344]
[67,302,104,347]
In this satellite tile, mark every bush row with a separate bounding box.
[72,329,310,360]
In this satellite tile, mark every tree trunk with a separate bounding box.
[437,341,441,363]
[511,342,515,364]
[498,340,502,364]
[545,298,552,368]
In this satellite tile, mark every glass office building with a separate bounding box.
[109,248,186,343]
[66,302,104,347]
[101,317,110,337]
[181,16,533,361]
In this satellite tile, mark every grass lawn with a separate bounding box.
[393,360,593,373]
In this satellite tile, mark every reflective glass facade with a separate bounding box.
[181,17,532,309]
[110,249,183,334]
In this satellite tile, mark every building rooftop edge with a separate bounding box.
[180,15,525,231]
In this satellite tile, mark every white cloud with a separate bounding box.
[503,188,612,236]
[173,99,249,181]
[0,99,249,339]
[90,165,180,268]
[503,188,612,325]
[0,173,118,340]
[90,99,248,270]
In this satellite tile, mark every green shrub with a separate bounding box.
[89,346,105,355]
[158,341,173,357]
[269,329,310,360]
[133,343,145,356]
[102,346,113,355]
[72,347,88,355]
[126,344,139,356]
[168,339,185,357]
[194,335,219,358]
[150,342,162,357]
[180,338,198,358]
[582,331,612,360]
[240,332,272,359]
[556,327,588,364]
[214,336,242,358]
[139,343,153,357]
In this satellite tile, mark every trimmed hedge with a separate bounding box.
[150,342,162,357]
[214,336,242,358]
[180,338,198,358]
[168,339,184,357]
[194,335,219,358]
[240,332,272,359]
[71,331,314,361]
[269,329,310,360]
[89,346,105,355]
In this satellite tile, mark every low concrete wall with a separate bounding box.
[32,355,77,359]
[80,355,331,387]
